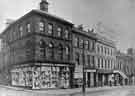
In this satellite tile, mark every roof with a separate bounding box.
[1,9,73,36]
[72,27,97,40]
[96,33,116,48]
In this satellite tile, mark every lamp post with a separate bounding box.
[82,48,86,96]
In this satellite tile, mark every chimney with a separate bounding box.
[6,19,14,26]
[77,24,83,31]
[40,0,49,12]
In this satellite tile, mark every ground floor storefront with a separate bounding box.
[73,69,115,88]
[10,63,74,89]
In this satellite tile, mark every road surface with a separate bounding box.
[70,87,135,96]
[0,86,135,96]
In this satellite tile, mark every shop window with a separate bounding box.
[39,21,45,32]
[48,23,53,34]
[26,23,31,32]
[57,27,62,37]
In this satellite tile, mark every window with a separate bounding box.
[48,23,53,34]
[87,55,90,66]
[92,56,95,66]
[74,37,79,47]
[75,53,80,65]
[101,58,104,68]
[84,40,89,50]
[57,27,62,37]
[48,42,54,58]
[39,40,46,57]
[65,29,69,39]
[98,58,100,68]
[58,44,63,59]
[26,23,31,32]
[65,46,69,55]
[80,39,84,48]
[19,26,23,36]
[39,21,44,32]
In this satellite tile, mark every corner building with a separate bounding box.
[0,0,74,89]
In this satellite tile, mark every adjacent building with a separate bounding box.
[72,27,96,88]
[95,34,116,86]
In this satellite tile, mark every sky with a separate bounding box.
[0,0,135,52]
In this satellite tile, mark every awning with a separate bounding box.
[97,69,113,74]
[113,70,128,79]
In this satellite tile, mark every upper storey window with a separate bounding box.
[48,23,53,34]
[80,39,84,48]
[57,27,62,37]
[64,29,69,39]
[39,21,45,32]
[26,23,31,32]
[84,40,89,50]
[19,26,23,37]
[74,37,79,47]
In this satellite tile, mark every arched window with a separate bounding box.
[57,27,62,37]
[58,44,63,59]
[48,42,54,58]
[39,40,46,57]
[64,29,69,39]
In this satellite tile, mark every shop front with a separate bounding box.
[85,69,96,87]
[11,63,73,89]
[96,69,114,86]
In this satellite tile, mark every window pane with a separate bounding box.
[65,30,69,39]
[19,26,23,36]
[27,23,31,32]
[57,27,62,37]
[48,24,53,34]
[39,21,44,32]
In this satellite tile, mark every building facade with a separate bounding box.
[95,34,116,86]
[72,27,97,88]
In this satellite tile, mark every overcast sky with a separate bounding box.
[0,0,135,52]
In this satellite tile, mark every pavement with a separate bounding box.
[0,85,134,96]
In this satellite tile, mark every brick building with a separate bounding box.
[0,0,74,89]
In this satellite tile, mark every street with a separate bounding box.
[70,88,134,96]
[0,86,135,96]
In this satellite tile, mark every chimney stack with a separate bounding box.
[40,0,49,12]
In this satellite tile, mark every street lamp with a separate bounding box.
[82,47,86,96]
